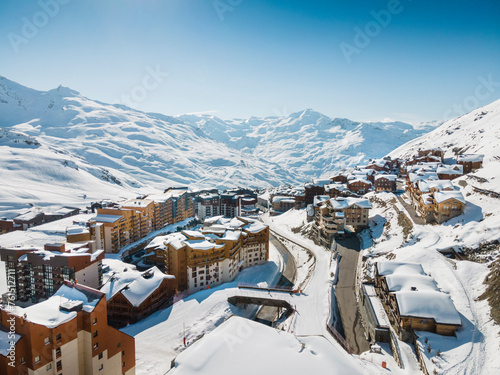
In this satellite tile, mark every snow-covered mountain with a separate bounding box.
[177,110,439,178]
[0,76,436,216]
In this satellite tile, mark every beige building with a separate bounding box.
[145,217,269,293]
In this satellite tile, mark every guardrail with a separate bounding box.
[237,282,295,293]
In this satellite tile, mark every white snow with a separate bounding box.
[169,317,364,375]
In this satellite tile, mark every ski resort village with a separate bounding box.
[0,75,499,375]
[0,2,500,373]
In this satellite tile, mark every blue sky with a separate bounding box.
[1,0,499,122]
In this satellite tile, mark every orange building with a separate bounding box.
[0,282,135,375]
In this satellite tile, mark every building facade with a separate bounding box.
[0,282,135,375]
[0,242,104,303]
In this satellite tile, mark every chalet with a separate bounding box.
[329,173,348,184]
[433,190,466,223]
[417,148,444,162]
[374,261,461,336]
[457,154,484,174]
[374,174,397,192]
[366,159,390,172]
[0,219,21,233]
[304,179,331,204]
[324,182,349,198]
[347,178,372,195]
[101,264,176,327]
[436,164,463,180]
[406,154,442,166]
[271,196,296,214]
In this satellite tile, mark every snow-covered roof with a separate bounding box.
[305,178,331,188]
[329,197,372,210]
[362,284,390,328]
[348,178,372,186]
[93,214,122,223]
[408,171,439,183]
[169,317,365,375]
[376,261,426,277]
[66,225,89,235]
[11,284,102,328]
[324,183,348,192]
[313,195,330,207]
[457,154,484,163]
[101,263,174,307]
[374,174,397,181]
[437,165,463,175]
[122,199,153,208]
[272,196,296,204]
[417,179,454,193]
[384,275,439,293]
[434,190,466,204]
[395,291,462,325]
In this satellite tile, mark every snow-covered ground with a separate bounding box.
[120,242,284,375]
[361,189,500,375]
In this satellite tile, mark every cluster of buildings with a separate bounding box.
[0,281,135,375]
[310,196,372,246]
[371,261,462,338]
[66,188,194,254]
[304,157,400,205]
[403,148,483,224]
[0,206,80,233]
[144,216,269,294]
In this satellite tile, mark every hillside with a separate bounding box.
[0,76,436,216]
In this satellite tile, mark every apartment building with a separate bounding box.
[373,174,397,192]
[0,282,135,375]
[144,217,269,293]
[347,178,372,195]
[312,197,372,246]
[0,242,104,303]
[197,193,221,221]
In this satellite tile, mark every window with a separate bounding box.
[98,352,103,360]
[57,360,62,371]
[122,350,125,357]
[93,330,98,338]
[55,347,61,358]
[44,337,50,345]
[99,364,104,371]
[123,361,126,368]
[20,357,25,365]
[56,333,61,342]
[34,356,41,363]
[93,318,98,325]
[46,363,52,371]
[117,341,121,348]
[93,343,98,350]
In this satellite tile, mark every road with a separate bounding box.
[396,194,426,225]
[255,234,297,325]
[335,236,370,354]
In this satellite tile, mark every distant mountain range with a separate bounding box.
[0,75,439,215]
